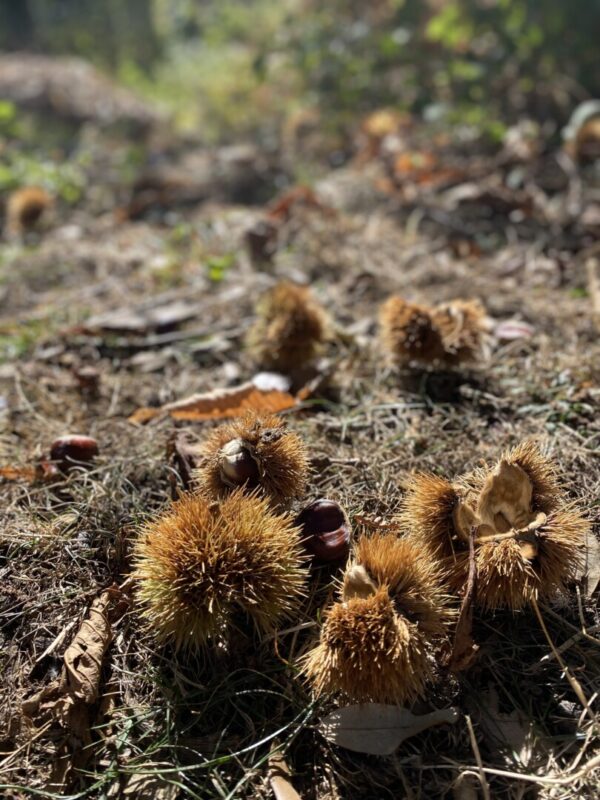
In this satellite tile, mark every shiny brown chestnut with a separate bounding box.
[217,439,260,487]
[50,435,99,472]
[296,499,350,563]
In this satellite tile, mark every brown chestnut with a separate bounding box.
[50,435,99,472]
[218,438,260,487]
[296,499,350,563]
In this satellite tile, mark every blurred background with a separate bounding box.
[0,0,599,254]
[1,0,598,146]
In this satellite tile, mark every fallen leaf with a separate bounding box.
[108,771,180,799]
[452,773,480,800]
[467,688,540,769]
[267,185,334,223]
[393,151,463,187]
[21,587,128,791]
[580,531,600,598]
[320,704,459,755]
[269,748,302,800]
[0,461,59,483]
[128,406,163,425]
[82,300,197,334]
[129,373,305,424]
[0,464,37,481]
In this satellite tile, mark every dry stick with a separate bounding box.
[464,715,491,800]
[586,256,600,331]
[531,597,591,712]
[449,526,478,671]
[437,752,600,787]
[575,586,600,646]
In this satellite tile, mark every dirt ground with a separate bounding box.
[1,70,600,799]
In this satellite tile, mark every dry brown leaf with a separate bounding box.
[267,185,334,223]
[21,587,128,791]
[0,461,58,483]
[393,151,463,187]
[0,464,37,481]
[580,531,600,597]
[269,749,303,800]
[83,300,197,334]
[320,704,459,755]
[129,376,307,425]
[107,771,180,799]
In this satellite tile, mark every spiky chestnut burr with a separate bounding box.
[246,282,329,372]
[379,297,446,365]
[195,411,309,507]
[133,489,308,650]
[379,296,491,367]
[301,533,451,704]
[5,186,52,237]
[402,442,589,610]
[296,499,351,562]
[431,299,492,365]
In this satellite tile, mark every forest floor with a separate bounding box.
[1,58,600,799]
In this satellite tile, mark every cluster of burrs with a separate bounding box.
[133,407,452,704]
[401,441,589,611]
[133,285,588,703]
[379,295,493,368]
[242,281,493,376]
[133,405,588,705]
[134,412,313,650]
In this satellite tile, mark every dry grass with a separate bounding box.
[1,121,600,799]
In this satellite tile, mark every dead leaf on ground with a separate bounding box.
[107,770,180,799]
[393,151,463,187]
[452,773,480,800]
[320,704,459,755]
[129,373,310,424]
[21,586,129,791]
[448,527,480,672]
[80,299,198,334]
[267,185,335,223]
[467,688,541,769]
[578,531,600,598]
[0,460,59,484]
[269,747,303,800]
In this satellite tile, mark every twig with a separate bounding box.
[464,715,491,800]
[531,597,591,712]
[436,753,600,786]
[586,256,600,331]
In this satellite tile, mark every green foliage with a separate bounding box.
[205,253,236,283]
[0,151,86,203]
[121,0,294,141]
[0,101,23,139]
[276,0,600,137]
[3,0,599,142]
[0,318,50,362]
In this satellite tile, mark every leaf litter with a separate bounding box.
[1,54,600,800]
